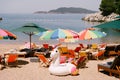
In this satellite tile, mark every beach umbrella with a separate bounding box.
[58,29,79,43]
[36,30,52,37]
[59,38,79,47]
[0,28,17,40]
[94,19,120,30]
[12,23,47,49]
[40,28,79,40]
[79,28,107,40]
[39,28,79,48]
[59,38,78,43]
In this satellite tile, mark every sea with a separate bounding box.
[0,13,120,45]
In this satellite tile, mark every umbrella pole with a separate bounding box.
[30,34,32,49]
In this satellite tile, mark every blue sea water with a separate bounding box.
[0,13,120,45]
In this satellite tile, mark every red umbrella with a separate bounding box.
[0,28,17,40]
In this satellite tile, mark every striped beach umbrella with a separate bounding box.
[0,28,17,40]
[79,28,106,40]
[39,28,79,40]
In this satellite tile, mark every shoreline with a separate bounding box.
[0,42,119,54]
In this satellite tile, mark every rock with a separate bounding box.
[82,12,119,22]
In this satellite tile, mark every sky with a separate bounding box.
[0,0,102,13]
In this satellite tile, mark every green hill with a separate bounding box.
[34,7,96,14]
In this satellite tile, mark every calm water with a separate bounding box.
[0,13,120,45]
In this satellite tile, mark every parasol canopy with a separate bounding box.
[94,19,120,30]
[39,28,79,40]
[0,28,17,40]
[12,23,47,49]
[79,28,107,40]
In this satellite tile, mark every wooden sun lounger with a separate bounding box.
[98,64,120,76]
[98,55,120,77]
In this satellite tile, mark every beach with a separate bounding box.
[0,0,120,80]
[0,43,119,80]
[0,14,120,80]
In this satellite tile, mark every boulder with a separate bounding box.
[82,12,119,22]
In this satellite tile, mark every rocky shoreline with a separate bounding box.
[82,12,119,22]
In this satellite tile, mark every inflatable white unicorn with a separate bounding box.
[49,47,78,76]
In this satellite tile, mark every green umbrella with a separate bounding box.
[13,23,47,49]
[94,19,120,30]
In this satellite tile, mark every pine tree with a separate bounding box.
[99,0,120,16]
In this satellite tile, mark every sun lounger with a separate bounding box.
[92,50,105,60]
[104,45,120,56]
[98,55,120,77]
[43,43,49,49]
[36,54,51,67]
[58,46,69,57]
[99,43,107,50]
[72,56,88,69]
[115,45,120,53]
[74,46,81,58]
[79,43,87,50]
[74,47,81,53]
[4,54,18,67]
[91,43,98,50]
[68,49,75,58]
[79,43,84,48]
[20,48,35,57]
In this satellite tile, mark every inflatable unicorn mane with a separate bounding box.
[49,46,78,76]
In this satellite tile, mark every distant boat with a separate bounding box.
[0,17,2,21]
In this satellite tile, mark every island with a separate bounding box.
[34,7,96,14]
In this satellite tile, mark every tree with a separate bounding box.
[115,0,120,14]
[99,0,120,16]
